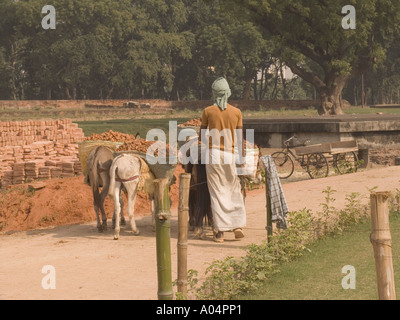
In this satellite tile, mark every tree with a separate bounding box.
[0,0,28,99]
[195,3,277,100]
[11,0,136,100]
[221,0,400,114]
[124,0,196,100]
[228,22,270,100]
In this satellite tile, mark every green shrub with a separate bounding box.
[184,187,371,300]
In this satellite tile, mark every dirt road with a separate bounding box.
[0,166,399,300]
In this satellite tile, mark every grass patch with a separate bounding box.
[243,213,400,300]
[185,189,400,300]
[76,106,400,138]
[344,106,400,115]
[3,104,400,123]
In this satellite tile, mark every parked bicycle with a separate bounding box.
[271,136,360,179]
[271,136,329,179]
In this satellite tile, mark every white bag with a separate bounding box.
[235,147,259,176]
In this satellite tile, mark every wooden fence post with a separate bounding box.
[370,191,396,300]
[265,171,272,242]
[154,178,173,300]
[177,173,191,298]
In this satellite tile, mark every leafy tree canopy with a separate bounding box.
[219,0,400,114]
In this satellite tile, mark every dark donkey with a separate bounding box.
[183,145,262,238]
[85,146,125,232]
[183,160,213,238]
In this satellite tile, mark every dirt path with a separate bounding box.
[0,166,399,300]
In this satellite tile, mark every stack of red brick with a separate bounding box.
[0,119,85,188]
[0,119,83,147]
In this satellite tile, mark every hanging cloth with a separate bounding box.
[260,155,288,229]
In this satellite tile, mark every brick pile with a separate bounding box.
[0,119,83,147]
[0,119,85,188]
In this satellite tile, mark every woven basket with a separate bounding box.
[78,140,124,175]
[137,157,156,194]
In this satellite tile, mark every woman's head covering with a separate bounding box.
[212,77,231,111]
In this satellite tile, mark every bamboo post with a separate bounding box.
[154,178,173,300]
[177,173,191,298]
[370,191,396,300]
[265,170,272,242]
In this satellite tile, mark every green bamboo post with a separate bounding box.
[265,170,272,242]
[154,178,173,300]
[177,173,191,298]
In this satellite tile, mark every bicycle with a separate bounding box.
[271,135,329,179]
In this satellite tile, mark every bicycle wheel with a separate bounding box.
[307,153,329,179]
[334,151,359,174]
[271,151,294,179]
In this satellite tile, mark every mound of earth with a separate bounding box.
[0,166,184,233]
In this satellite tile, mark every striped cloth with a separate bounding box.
[260,155,288,229]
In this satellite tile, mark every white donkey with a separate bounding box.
[108,153,155,240]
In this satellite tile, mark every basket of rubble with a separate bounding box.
[177,118,202,148]
[78,140,124,176]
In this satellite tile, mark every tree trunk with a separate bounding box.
[65,87,71,99]
[398,87,400,104]
[317,73,349,114]
[243,68,255,100]
[318,85,345,115]
[353,83,358,106]
[106,86,114,99]
[312,73,348,115]
[380,89,385,104]
[243,77,252,100]
[279,63,288,100]
[253,74,258,101]
[258,69,265,100]
[270,67,279,100]
[10,42,18,100]
[285,59,350,115]
[170,81,180,101]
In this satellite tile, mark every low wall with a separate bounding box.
[243,114,400,149]
[0,99,160,109]
[171,99,321,111]
[0,99,322,111]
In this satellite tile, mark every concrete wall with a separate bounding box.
[243,114,400,149]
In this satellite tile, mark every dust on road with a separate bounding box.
[1,165,399,300]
